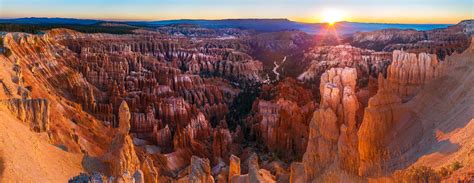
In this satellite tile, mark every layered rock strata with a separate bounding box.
[351,21,473,59]
[0,98,49,132]
[102,101,141,180]
[386,50,447,101]
[297,45,391,86]
[248,78,316,158]
[300,67,361,181]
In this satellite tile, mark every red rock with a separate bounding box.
[228,154,241,182]
[300,67,361,181]
[1,98,49,132]
[103,101,141,178]
[212,126,233,163]
[185,156,215,183]
[249,78,315,158]
[357,75,402,176]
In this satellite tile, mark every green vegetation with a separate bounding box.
[0,23,137,34]
[395,166,441,183]
[438,161,464,179]
[395,161,465,182]
[3,48,12,57]
[450,161,463,171]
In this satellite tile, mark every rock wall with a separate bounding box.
[386,50,447,101]
[0,98,49,132]
[300,67,361,181]
[352,29,425,51]
[230,154,276,183]
[357,75,403,176]
[248,78,315,158]
[357,49,450,177]
[297,45,391,86]
[102,101,141,179]
[184,156,214,183]
[2,29,264,178]
[351,21,472,59]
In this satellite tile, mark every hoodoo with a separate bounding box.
[0,11,472,182]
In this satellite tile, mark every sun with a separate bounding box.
[321,9,344,25]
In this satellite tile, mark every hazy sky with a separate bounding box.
[0,0,473,23]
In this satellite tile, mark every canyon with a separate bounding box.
[0,19,473,183]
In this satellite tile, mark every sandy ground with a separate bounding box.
[399,37,474,176]
[0,105,84,183]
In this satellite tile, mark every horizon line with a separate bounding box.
[0,16,466,25]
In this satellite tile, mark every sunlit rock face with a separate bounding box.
[2,31,114,156]
[357,75,403,177]
[301,67,361,181]
[1,28,265,180]
[352,29,426,51]
[357,45,470,177]
[351,21,473,59]
[0,98,49,132]
[228,154,241,181]
[102,101,141,179]
[297,45,392,86]
[386,50,448,101]
[292,44,470,180]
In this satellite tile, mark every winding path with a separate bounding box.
[272,56,286,81]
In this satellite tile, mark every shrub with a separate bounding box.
[3,47,12,57]
[435,161,464,180]
[450,161,463,171]
[25,85,33,92]
[437,166,451,179]
[394,166,441,183]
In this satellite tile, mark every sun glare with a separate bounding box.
[321,9,344,25]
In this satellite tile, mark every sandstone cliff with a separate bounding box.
[297,45,391,86]
[103,101,141,179]
[351,21,472,59]
[298,67,361,181]
[358,37,474,179]
[248,78,315,158]
[0,98,49,132]
[386,50,447,101]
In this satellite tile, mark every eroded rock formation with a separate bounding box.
[228,154,241,182]
[0,98,49,132]
[1,20,473,182]
[386,50,447,101]
[351,21,473,59]
[179,156,214,183]
[248,78,316,158]
[297,45,391,87]
[300,67,361,181]
[103,101,141,180]
[357,75,403,176]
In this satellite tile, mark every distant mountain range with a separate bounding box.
[0,17,454,35]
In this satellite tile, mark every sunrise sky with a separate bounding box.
[0,0,472,24]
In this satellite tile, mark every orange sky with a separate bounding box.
[1,0,472,24]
